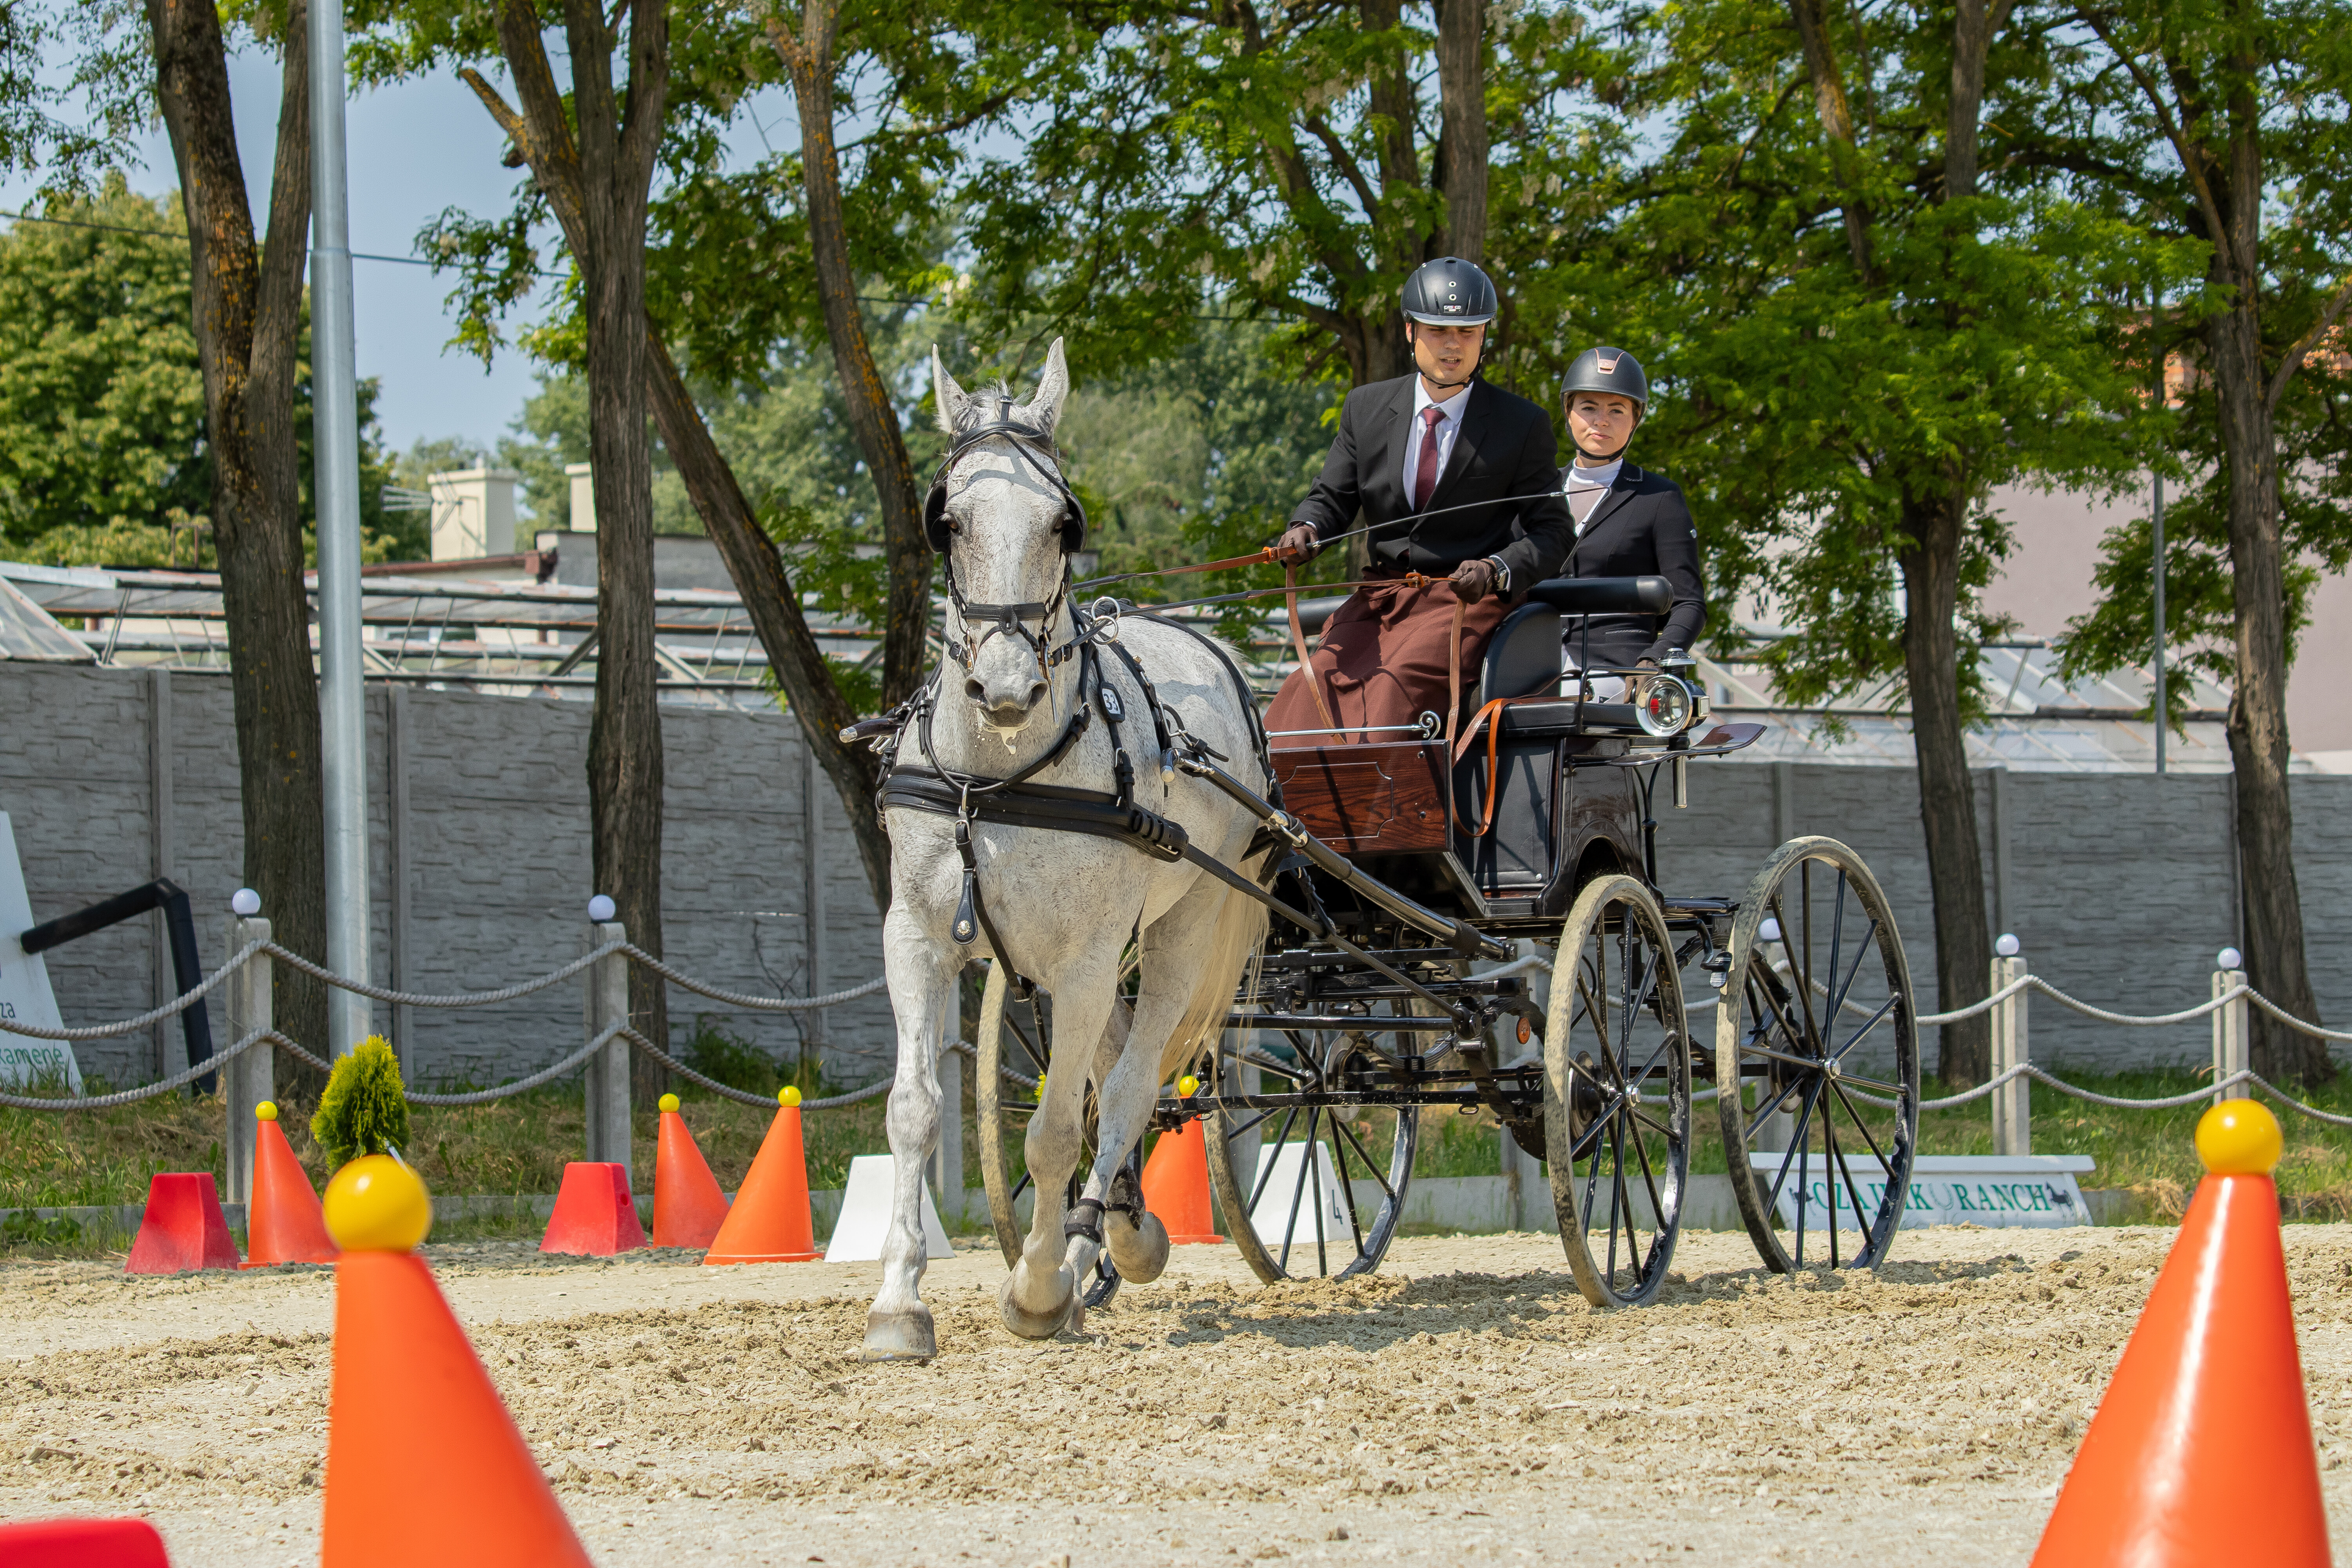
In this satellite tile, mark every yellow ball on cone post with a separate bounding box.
[319,1156,592,1568]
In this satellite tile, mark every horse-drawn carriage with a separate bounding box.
[864,347,1920,1361]
[971,572,1923,1310]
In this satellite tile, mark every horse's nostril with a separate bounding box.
[1024,681,1047,707]
[963,677,987,703]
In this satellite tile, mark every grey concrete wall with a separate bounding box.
[1661,757,2352,1072]
[7,659,2347,1090]
[0,662,889,1089]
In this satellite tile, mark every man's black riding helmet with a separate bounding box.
[1402,258,1498,327]
[1562,345,1649,416]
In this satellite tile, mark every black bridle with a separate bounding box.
[931,400,1091,675]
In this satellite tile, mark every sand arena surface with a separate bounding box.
[6,1227,2352,1566]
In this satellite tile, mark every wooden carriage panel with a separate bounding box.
[1270,740,1449,854]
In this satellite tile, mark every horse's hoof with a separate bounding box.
[996,1266,1077,1339]
[859,1305,936,1362]
[1105,1210,1171,1284]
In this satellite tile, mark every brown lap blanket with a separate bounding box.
[1264,575,1514,741]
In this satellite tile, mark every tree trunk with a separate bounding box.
[473,0,674,1094]
[2212,297,2328,1083]
[147,0,327,1090]
[1433,0,1488,263]
[646,333,892,911]
[1898,495,1993,1085]
[765,2,932,714]
[568,0,671,1100]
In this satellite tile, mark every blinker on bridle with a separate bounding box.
[933,397,1090,676]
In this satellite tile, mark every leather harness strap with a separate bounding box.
[1285,563,1340,733]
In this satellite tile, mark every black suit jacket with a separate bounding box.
[1291,376,1574,588]
[1559,463,1708,664]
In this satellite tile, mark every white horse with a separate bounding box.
[860,338,1273,1361]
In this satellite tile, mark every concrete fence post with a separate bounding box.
[2213,953,2250,1102]
[223,913,273,1208]
[931,1046,964,1224]
[1989,947,2029,1157]
[585,918,632,1179]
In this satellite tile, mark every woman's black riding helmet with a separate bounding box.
[1561,345,1649,417]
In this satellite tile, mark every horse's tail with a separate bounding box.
[1158,877,1271,1085]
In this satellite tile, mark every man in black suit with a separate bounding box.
[1264,258,1575,741]
[1551,346,1707,673]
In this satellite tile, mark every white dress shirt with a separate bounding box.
[1403,379,1475,501]
[1567,457,1625,533]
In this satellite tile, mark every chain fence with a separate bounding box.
[3,926,2348,1134]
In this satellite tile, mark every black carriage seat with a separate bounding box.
[1452,579,1666,909]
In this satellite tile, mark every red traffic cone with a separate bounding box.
[539,1161,646,1256]
[319,1155,592,1568]
[0,1517,170,1566]
[1142,1083,1223,1244]
[242,1101,337,1267]
[2031,1100,2330,1567]
[652,1093,730,1249]
[704,1088,820,1264]
[125,1172,240,1274]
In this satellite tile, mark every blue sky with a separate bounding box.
[5,46,558,457]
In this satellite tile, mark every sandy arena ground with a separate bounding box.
[6,1225,2352,1566]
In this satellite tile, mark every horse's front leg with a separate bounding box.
[862,904,958,1362]
[998,957,1121,1339]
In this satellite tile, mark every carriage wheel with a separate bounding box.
[973,964,1124,1310]
[1541,874,1691,1308]
[1202,1011,1419,1284]
[1715,837,1920,1274]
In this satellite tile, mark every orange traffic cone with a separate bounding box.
[1142,1081,1223,1244]
[2031,1100,2329,1567]
[319,1156,592,1568]
[652,1093,730,1249]
[242,1101,337,1267]
[704,1087,820,1264]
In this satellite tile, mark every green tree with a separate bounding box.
[2047,0,2352,1084]
[0,177,207,558]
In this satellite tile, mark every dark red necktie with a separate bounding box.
[1412,405,1446,512]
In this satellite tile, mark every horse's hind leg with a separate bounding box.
[862,906,956,1363]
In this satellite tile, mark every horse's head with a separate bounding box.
[930,338,1082,733]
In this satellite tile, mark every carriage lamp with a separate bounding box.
[1635,672,1695,737]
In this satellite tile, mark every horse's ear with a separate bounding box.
[1028,337,1070,436]
[931,346,969,434]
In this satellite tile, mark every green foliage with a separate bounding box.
[310,1037,413,1168]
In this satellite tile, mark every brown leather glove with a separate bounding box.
[1449,556,1501,602]
[1273,523,1321,564]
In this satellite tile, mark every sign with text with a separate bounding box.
[0,811,82,1093]
[1753,1153,2095,1230]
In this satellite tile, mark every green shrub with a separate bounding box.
[310,1036,412,1167]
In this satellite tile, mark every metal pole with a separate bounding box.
[309,0,372,1054]
[2213,953,2249,1103]
[224,911,274,1208]
[585,918,633,1180]
[1989,948,2029,1158]
[2153,471,2167,777]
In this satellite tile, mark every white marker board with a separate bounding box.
[0,813,82,1093]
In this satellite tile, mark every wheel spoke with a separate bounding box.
[1331,1110,1398,1204]
[1222,1107,1279,1140]
[1833,995,1901,1063]
[1328,1105,1370,1258]
[1249,1104,1301,1214]
[1829,1079,1896,1175]
[1628,1105,1668,1245]
[1763,1077,1826,1217]
[1605,1111,1624,1284]
[1824,1093,1841,1269]
[1277,1105,1317,1276]
[1827,916,1881,1022]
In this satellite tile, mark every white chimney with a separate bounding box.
[428,468,521,561]
[566,461,596,534]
